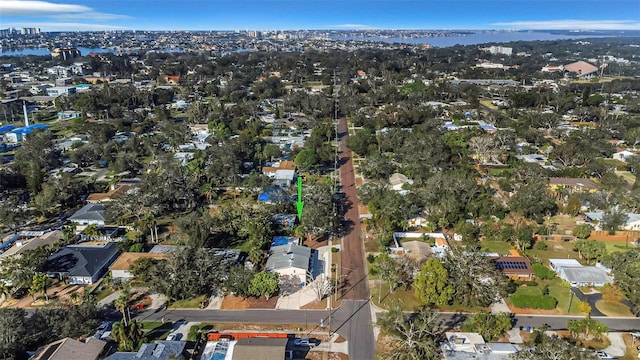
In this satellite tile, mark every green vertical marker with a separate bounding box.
[296,176,304,220]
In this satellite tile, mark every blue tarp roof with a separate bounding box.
[0,125,15,134]
[257,187,292,203]
[9,124,48,135]
[272,236,299,247]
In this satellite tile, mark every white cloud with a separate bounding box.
[329,24,375,30]
[0,0,129,20]
[2,22,126,31]
[492,19,640,30]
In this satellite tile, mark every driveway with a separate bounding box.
[571,288,604,316]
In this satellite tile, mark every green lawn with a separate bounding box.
[604,241,635,253]
[94,286,116,302]
[371,283,423,311]
[511,278,582,314]
[141,321,174,342]
[546,278,582,314]
[480,240,514,255]
[168,295,208,309]
[595,300,635,317]
[527,241,576,266]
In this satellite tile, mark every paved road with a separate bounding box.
[338,116,370,302]
[336,116,375,360]
[132,307,640,332]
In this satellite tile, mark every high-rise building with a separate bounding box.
[20,27,41,35]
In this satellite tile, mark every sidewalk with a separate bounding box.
[309,332,349,355]
[603,332,627,357]
[490,298,511,314]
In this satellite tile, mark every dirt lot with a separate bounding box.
[220,295,278,309]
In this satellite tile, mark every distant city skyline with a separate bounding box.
[1,0,639,32]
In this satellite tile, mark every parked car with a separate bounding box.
[294,338,317,347]
[594,351,613,359]
[166,333,182,341]
[93,321,112,338]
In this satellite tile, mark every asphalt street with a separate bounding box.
[133,307,640,332]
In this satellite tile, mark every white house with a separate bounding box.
[585,211,640,230]
[612,150,635,162]
[265,243,312,285]
[389,173,414,192]
[69,203,105,226]
[109,252,166,280]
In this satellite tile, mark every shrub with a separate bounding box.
[534,241,548,250]
[367,254,376,264]
[524,281,539,287]
[532,263,556,280]
[331,247,339,253]
[509,294,557,309]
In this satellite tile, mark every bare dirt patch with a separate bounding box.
[220,295,278,309]
[301,299,327,309]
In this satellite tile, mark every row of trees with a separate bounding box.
[0,303,99,359]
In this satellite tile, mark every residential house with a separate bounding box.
[105,340,188,360]
[46,86,76,97]
[69,203,105,226]
[162,75,181,85]
[30,337,107,360]
[541,64,564,73]
[231,338,288,360]
[491,256,533,280]
[612,149,636,162]
[271,214,297,228]
[585,211,640,230]
[389,173,414,192]
[262,161,296,187]
[109,252,167,280]
[549,177,599,195]
[265,243,312,285]
[44,242,120,285]
[86,185,132,204]
[57,110,81,120]
[549,259,612,287]
[441,332,519,360]
[0,230,62,261]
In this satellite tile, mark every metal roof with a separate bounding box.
[265,243,311,272]
[562,266,612,284]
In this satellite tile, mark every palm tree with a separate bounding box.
[111,319,144,351]
[69,291,80,305]
[83,223,100,241]
[114,292,131,326]
[31,273,49,301]
[248,246,264,267]
[0,282,10,302]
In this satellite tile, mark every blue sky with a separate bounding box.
[1,0,639,31]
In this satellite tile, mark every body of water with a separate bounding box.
[329,31,612,47]
[0,47,182,57]
[0,47,115,56]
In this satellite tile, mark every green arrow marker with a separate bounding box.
[296,176,304,220]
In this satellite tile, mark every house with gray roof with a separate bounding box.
[104,340,187,360]
[265,243,313,285]
[44,242,120,285]
[549,259,612,287]
[231,338,288,360]
[30,337,106,360]
[69,203,105,226]
[585,211,640,230]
